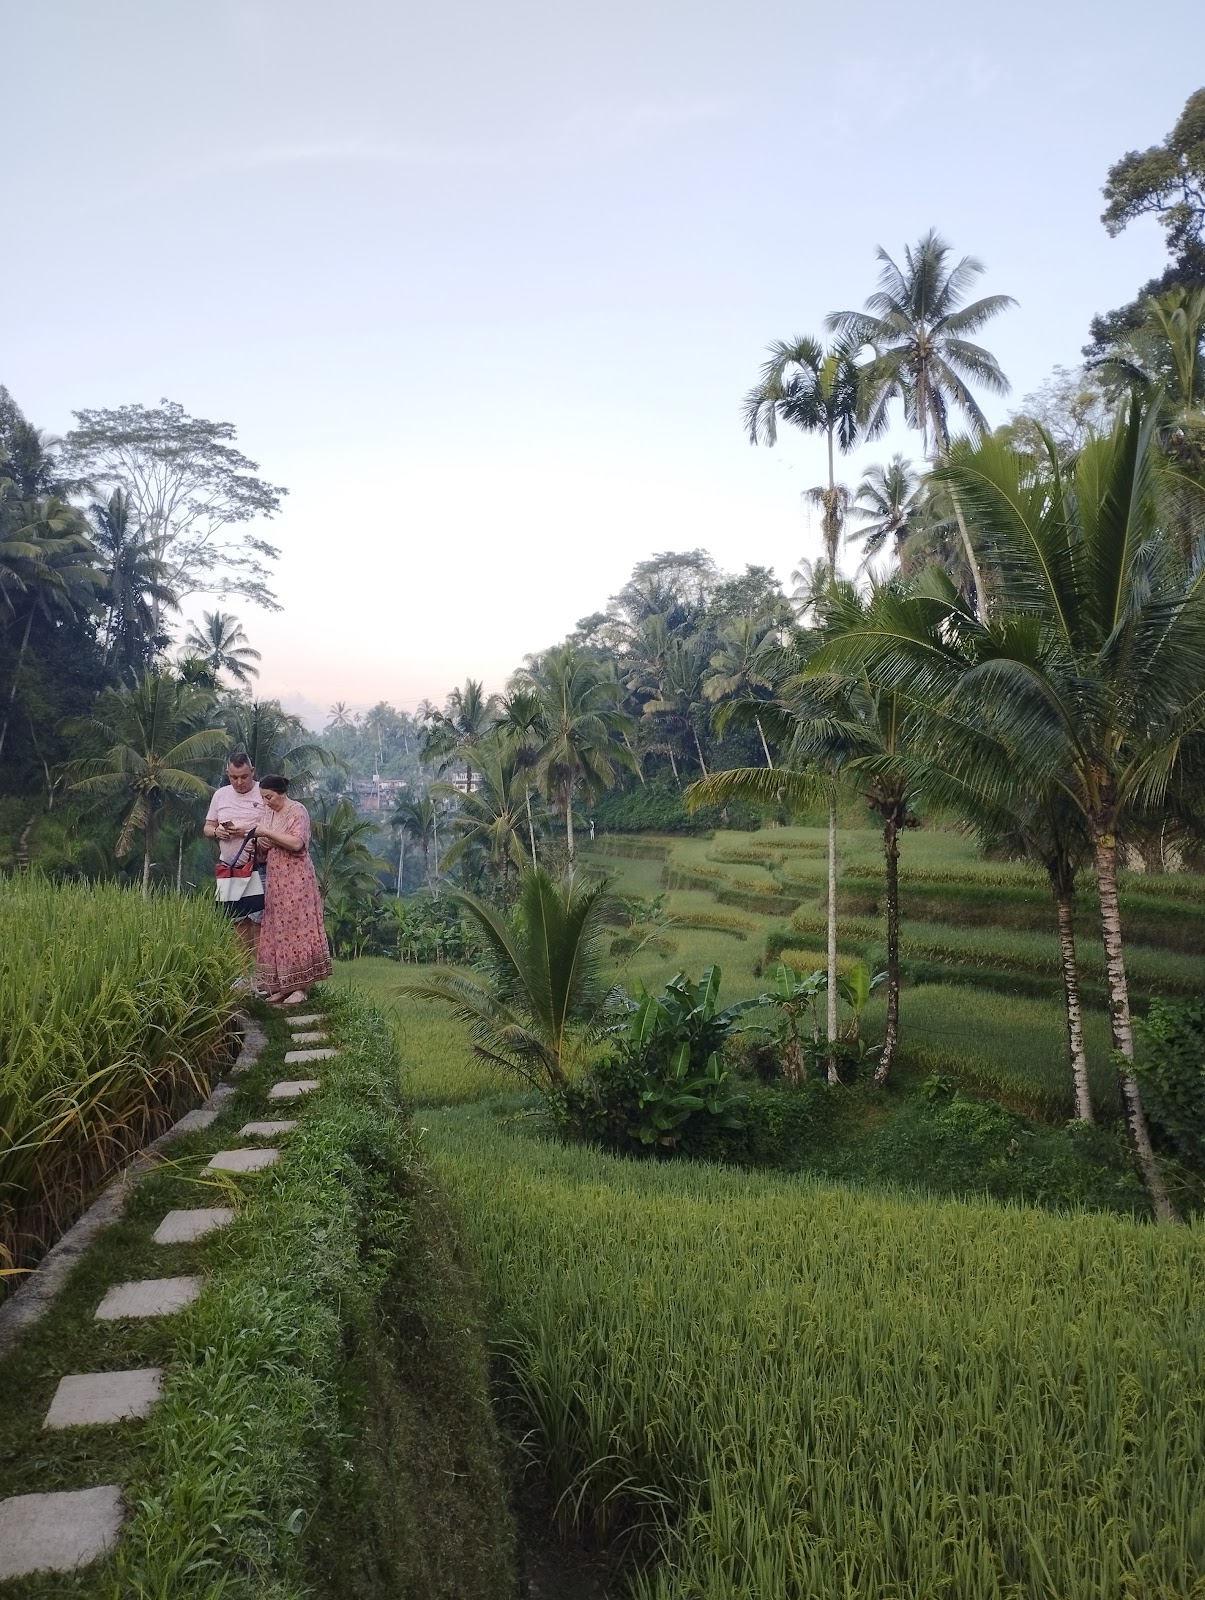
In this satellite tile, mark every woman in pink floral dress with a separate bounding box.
[254,775,333,1005]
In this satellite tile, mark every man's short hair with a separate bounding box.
[227,750,254,771]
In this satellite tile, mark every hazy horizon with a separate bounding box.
[5,1,1201,725]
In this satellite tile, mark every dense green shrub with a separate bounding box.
[591,776,761,835]
[562,968,752,1149]
[1135,998,1205,1170]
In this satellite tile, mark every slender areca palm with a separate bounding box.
[184,610,261,687]
[514,645,639,864]
[403,868,612,1091]
[743,336,873,571]
[827,230,1015,614]
[690,644,867,1083]
[66,673,227,894]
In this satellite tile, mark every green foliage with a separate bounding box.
[563,966,753,1148]
[751,959,884,1082]
[428,1108,1205,1599]
[405,868,612,1090]
[591,774,760,833]
[390,894,479,964]
[0,875,244,1288]
[1135,998,1205,1169]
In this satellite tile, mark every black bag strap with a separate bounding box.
[228,827,258,869]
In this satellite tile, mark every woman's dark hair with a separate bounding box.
[259,773,290,795]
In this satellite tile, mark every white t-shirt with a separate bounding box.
[205,782,268,864]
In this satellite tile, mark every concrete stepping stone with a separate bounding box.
[289,1031,328,1045]
[153,1207,234,1244]
[95,1276,202,1321]
[268,1079,321,1099]
[172,1107,218,1134]
[238,1119,297,1138]
[284,1048,337,1063]
[206,1148,280,1173]
[44,1369,162,1429]
[0,1485,124,1579]
[286,1014,325,1027]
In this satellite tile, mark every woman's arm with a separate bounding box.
[257,820,305,853]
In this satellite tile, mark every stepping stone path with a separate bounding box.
[95,1276,203,1321]
[153,1207,234,1244]
[44,1369,163,1429]
[0,1010,332,1575]
[206,1147,280,1173]
[0,1485,124,1580]
[269,1078,322,1099]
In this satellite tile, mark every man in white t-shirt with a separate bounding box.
[204,751,268,951]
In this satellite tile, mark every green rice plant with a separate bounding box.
[427,1108,1205,1600]
[0,876,244,1290]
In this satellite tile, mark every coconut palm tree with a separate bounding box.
[703,616,779,767]
[827,230,1016,614]
[222,699,333,788]
[513,645,639,864]
[743,336,874,571]
[66,672,228,894]
[327,701,355,731]
[404,868,612,1091]
[184,610,261,687]
[0,495,99,760]
[439,737,534,884]
[817,402,1203,1219]
[390,792,438,889]
[309,797,387,902]
[90,488,177,673]
[494,687,549,866]
[849,456,923,575]
[421,678,500,794]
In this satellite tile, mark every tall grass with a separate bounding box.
[429,1108,1205,1600]
[0,877,244,1288]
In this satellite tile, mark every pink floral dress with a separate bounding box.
[255,802,333,995]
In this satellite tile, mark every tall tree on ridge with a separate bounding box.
[827,230,1015,615]
[184,610,261,688]
[743,336,873,572]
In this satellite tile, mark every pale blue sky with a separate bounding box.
[5,1,1201,723]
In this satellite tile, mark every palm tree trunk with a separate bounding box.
[0,607,36,760]
[950,491,989,620]
[176,832,185,894]
[525,787,538,867]
[825,426,838,571]
[396,835,406,896]
[565,777,576,865]
[1093,832,1177,1221]
[874,811,900,1085]
[755,715,773,769]
[666,745,680,786]
[142,833,153,897]
[691,727,709,778]
[1051,879,1092,1122]
[826,793,839,1086]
